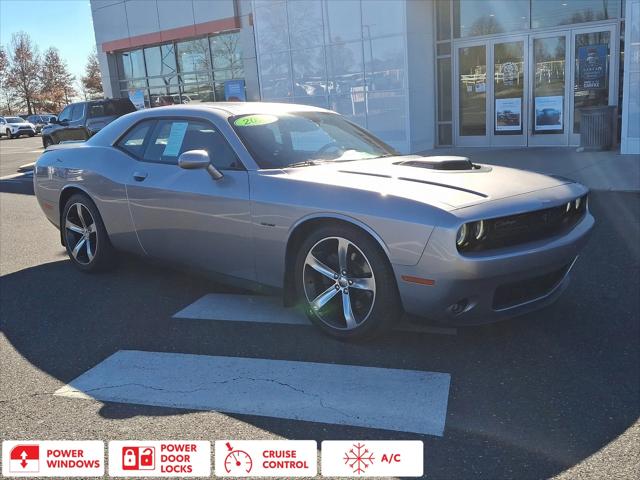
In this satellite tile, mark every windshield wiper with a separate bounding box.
[287,160,323,168]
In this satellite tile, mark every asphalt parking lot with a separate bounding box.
[1,136,639,479]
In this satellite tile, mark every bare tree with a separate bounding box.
[81,50,103,98]
[0,45,16,115]
[6,32,40,115]
[40,47,75,112]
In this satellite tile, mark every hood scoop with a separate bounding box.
[394,156,478,171]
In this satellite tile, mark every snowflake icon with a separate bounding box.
[343,442,375,475]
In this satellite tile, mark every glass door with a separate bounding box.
[491,37,527,146]
[569,25,618,145]
[529,33,569,146]
[455,42,489,146]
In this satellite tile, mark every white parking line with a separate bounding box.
[55,350,451,436]
[173,294,458,335]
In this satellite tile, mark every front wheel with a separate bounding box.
[294,225,400,340]
[62,193,115,272]
[42,136,53,148]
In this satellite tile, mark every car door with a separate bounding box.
[67,103,88,140]
[124,116,255,281]
[53,105,73,143]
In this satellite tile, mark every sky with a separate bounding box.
[0,0,96,81]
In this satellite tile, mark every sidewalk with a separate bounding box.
[418,146,640,192]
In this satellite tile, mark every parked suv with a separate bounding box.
[1,116,36,139]
[27,114,57,134]
[41,98,136,148]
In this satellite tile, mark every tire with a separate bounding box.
[294,224,400,340]
[6,129,14,139]
[62,193,115,272]
[43,136,53,148]
[29,132,35,137]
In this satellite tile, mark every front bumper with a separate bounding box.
[11,128,35,136]
[394,212,594,325]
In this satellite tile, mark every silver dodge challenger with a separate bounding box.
[34,103,594,339]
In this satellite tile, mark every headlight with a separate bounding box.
[574,197,581,210]
[565,202,571,213]
[472,220,485,240]
[456,224,468,247]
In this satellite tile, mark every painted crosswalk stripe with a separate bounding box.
[173,294,457,335]
[55,350,451,436]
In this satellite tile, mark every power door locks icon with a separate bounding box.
[122,446,155,471]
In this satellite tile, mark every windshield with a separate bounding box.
[6,117,23,123]
[230,112,397,169]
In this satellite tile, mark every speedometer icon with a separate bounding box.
[223,443,253,474]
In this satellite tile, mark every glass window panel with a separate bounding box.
[129,49,146,78]
[325,0,362,43]
[532,0,621,29]
[177,38,211,73]
[533,36,566,134]
[458,45,486,136]
[329,94,366,127]
[292,47,327,97]
[438,123,453,145]
[117,120,154,157]
[144,44,177,78]
[366,90,407,144]
[292,96,329,109]
[362,0,404,38]
[254,1,289,52]
[364,35,406,91]
[148,76,178,88]
[149,84,179,107]
[437,57,452,121]
[288,0,324,49]
[259,51,292,99]
[437,42,451,56]
[456,0,529,38]
[327,41,365,95]
[436,0,451,41]
[180,81,216,104]
[494,40,524,135]
[210,32,242,72]
[573,31,610,133]
[117,53,133,80]
[180,71,214,85]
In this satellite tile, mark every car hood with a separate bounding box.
[281,155,570,210]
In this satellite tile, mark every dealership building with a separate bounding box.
[90,0,639,154]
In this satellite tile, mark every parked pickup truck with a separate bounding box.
[42,98,136,148]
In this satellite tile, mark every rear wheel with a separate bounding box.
[62,193,114,272]
[294,224,400,340]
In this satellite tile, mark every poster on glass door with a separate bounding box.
[535,95,563,131]
[495,98,522,131]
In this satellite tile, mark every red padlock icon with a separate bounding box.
[122,448,138,470]
[139,447,155,470]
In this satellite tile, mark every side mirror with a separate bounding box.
[177,149,223,180]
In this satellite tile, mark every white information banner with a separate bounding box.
[495,97,522,131]
[108,441,210,477]
[535,95,564,131]
[2,441,104,477]
[214,440,317,477]
[321,440,423,477]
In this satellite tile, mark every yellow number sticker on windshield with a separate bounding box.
[234,114,278,127]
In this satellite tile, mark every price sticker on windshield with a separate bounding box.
[234,115,278,127]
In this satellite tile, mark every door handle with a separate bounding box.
[133,171,148,182]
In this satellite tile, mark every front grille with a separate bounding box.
[460,194,587,253]
[492,263,571,310]
[18,127,32,130]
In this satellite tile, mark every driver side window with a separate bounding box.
[58,105,72,122]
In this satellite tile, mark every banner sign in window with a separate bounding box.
[128,89,146,110]
[577,44,608,90]
[224,79,246,101]
[162,122,188,157]
[535,95,564,131]
[495,97,522,131]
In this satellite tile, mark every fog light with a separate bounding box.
[449,299,468,315]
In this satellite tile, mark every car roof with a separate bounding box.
[142,102,334,117]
